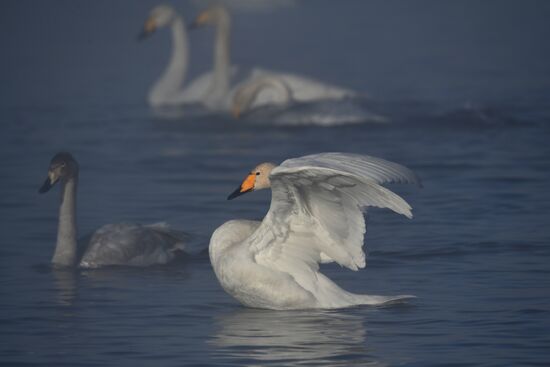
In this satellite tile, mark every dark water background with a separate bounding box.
[1,1,550,366]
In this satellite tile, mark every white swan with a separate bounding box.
[139,5,214,108]
[39,152,187,268]
[210,153,419,310]
[231,75,389,125]
[190,5,356,111]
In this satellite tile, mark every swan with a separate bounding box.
[39,152,187,268]
[190,5,356,111]
[210,153,420,310]
[230,75,388,125]
[231,76,292,118]
[139,4,214,108]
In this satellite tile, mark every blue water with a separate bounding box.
[1,1,550,366]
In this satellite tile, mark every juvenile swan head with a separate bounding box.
[39,152,79,193]
[138,5,177,40]
[227,162,277,200]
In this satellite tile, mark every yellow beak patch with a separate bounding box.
[144,18,157,33]
[195,11,210,25]
[240,174,256,192]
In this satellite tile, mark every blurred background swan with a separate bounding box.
[190,4,357,111]
[231,75,388,125]
[139,4,214,108]
[39,152,188,268]
[139,3,373,124]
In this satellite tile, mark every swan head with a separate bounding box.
[39,152,79,193]
[189,5,230,29]
[227,162,277,200]
[138,5,177,40]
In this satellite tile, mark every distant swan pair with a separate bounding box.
[139,4,355,114]
[41,151,419,310]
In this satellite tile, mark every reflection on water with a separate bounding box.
[51,268,77,307]
[211,308,387,366]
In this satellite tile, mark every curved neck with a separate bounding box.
[210,15,231,99]
[149,15,189,106]
[52,175,78,267]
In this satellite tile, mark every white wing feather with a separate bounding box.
[251,153,418,274]
[279,152,421,186]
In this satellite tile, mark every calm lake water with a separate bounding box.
[1,1,550,366]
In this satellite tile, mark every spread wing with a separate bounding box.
[250,153,419,273]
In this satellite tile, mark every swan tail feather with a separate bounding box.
[352,294,416,306]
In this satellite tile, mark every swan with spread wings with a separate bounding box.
[210,153,420,310]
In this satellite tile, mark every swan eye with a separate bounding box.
[256,172,260,176]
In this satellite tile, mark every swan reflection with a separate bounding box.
[51,268,77,306]
[211,308,387,366]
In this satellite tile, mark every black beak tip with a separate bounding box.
[38,179,52,194]
[137,30,150,41]
[227,191,239,200]
[227,186,250,200]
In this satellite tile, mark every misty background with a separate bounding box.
[2,0,550,108]
[1,1,550,366]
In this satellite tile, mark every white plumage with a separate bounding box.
[210,153,420,310]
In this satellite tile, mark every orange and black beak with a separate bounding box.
[138,18,157,41]
[188,11,209,30]
[231,105,241,119]
[227,173,256,200]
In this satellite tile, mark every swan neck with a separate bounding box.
[149,15,189,106]
[52,175,78,267]
[212,17,231,96]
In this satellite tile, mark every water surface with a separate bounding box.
[1,1,550,366]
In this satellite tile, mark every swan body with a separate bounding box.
[39,152,187,268]
[244,68,355,104]
[210,153,419,310]
[232,75,388,125]
[140,5,214,107]
[232,75,293,117]
[79,222,186,268]
[191,5,356,111]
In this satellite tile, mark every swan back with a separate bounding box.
[232,76,293,117]
[80,223,188,268]
[209,220,260,270]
